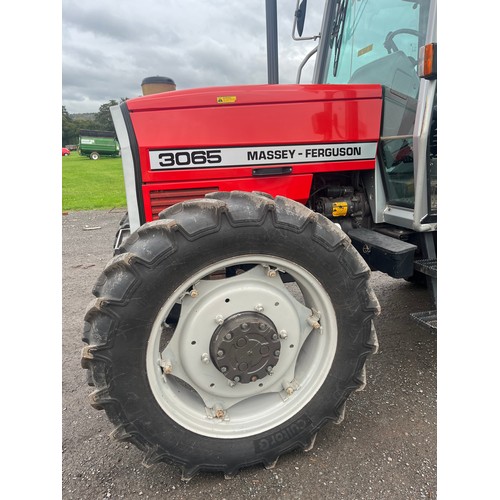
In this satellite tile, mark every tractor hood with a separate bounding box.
[114,84,383,227]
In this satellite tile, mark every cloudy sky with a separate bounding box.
[62,0,325,114]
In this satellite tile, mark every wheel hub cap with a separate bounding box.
[210,311,280,384]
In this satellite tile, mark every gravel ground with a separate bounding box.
[62,209,437,499]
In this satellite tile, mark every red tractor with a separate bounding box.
[82,0,437,480]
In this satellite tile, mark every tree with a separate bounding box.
[93,98,128,132]
[94,100,118,131]
[62,106,97,146]
[62,106,74,146]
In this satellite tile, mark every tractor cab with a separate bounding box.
[310,0,436,233]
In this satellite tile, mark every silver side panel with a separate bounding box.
[110,105,141,233]
[364,160,423,229]
[412,78,437,232]
[383,205,415,229]
[362,161,385,224]
[412,0,437,232]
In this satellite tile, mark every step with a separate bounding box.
[414,258,437,278]
[347,227,417,279]
[411,310,437,332]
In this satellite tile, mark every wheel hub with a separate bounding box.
[210,311,281,384]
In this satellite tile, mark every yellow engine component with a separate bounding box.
[332,201,348,217]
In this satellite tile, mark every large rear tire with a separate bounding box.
[82,191,380,479]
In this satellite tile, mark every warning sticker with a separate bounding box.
[216,96,237,104]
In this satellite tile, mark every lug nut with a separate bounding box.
[190,289,198,298]
[215,315,224,325]
[268,269,277,278]
[220,366,228,373]
[286,387,294,396]
[225,333,232,340]
[274,350,280,357]
[217,349,224,357]
[233,376,241,383]
[279,330,288,339]
[267,365,274,373]
[255,304,264,312]
[159,359,173,375]
[259,323,266,331]
[307,316,321,329]
[201,353,210,364]
[272,333,278,340]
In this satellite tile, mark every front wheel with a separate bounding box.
[89,151,100,160]
[82,191,380,479]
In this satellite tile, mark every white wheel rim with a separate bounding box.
[146,255,338,438]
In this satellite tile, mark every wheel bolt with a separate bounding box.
[201,353,210,364]
[286,387,294,396]
[225,333,232,340]
[307,316,321,329]
[217,349,224,357]
[215,315,224,325]
[220,366,228,373]
[272,333,278,340]
[259,323,266,331]
[267,365,274,373]
[255,304,264,312]
[267,269,277,278]
[274,350,280,356]
[190,289,198,298]
[279,330,288,339]
[233,376,240,383]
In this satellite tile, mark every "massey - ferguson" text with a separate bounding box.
[247,146,362,161]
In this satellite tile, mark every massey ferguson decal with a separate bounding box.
[149,142,377,170]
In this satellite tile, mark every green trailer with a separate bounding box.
[78,129,120,160]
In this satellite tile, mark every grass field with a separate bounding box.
[62,152,127,211]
